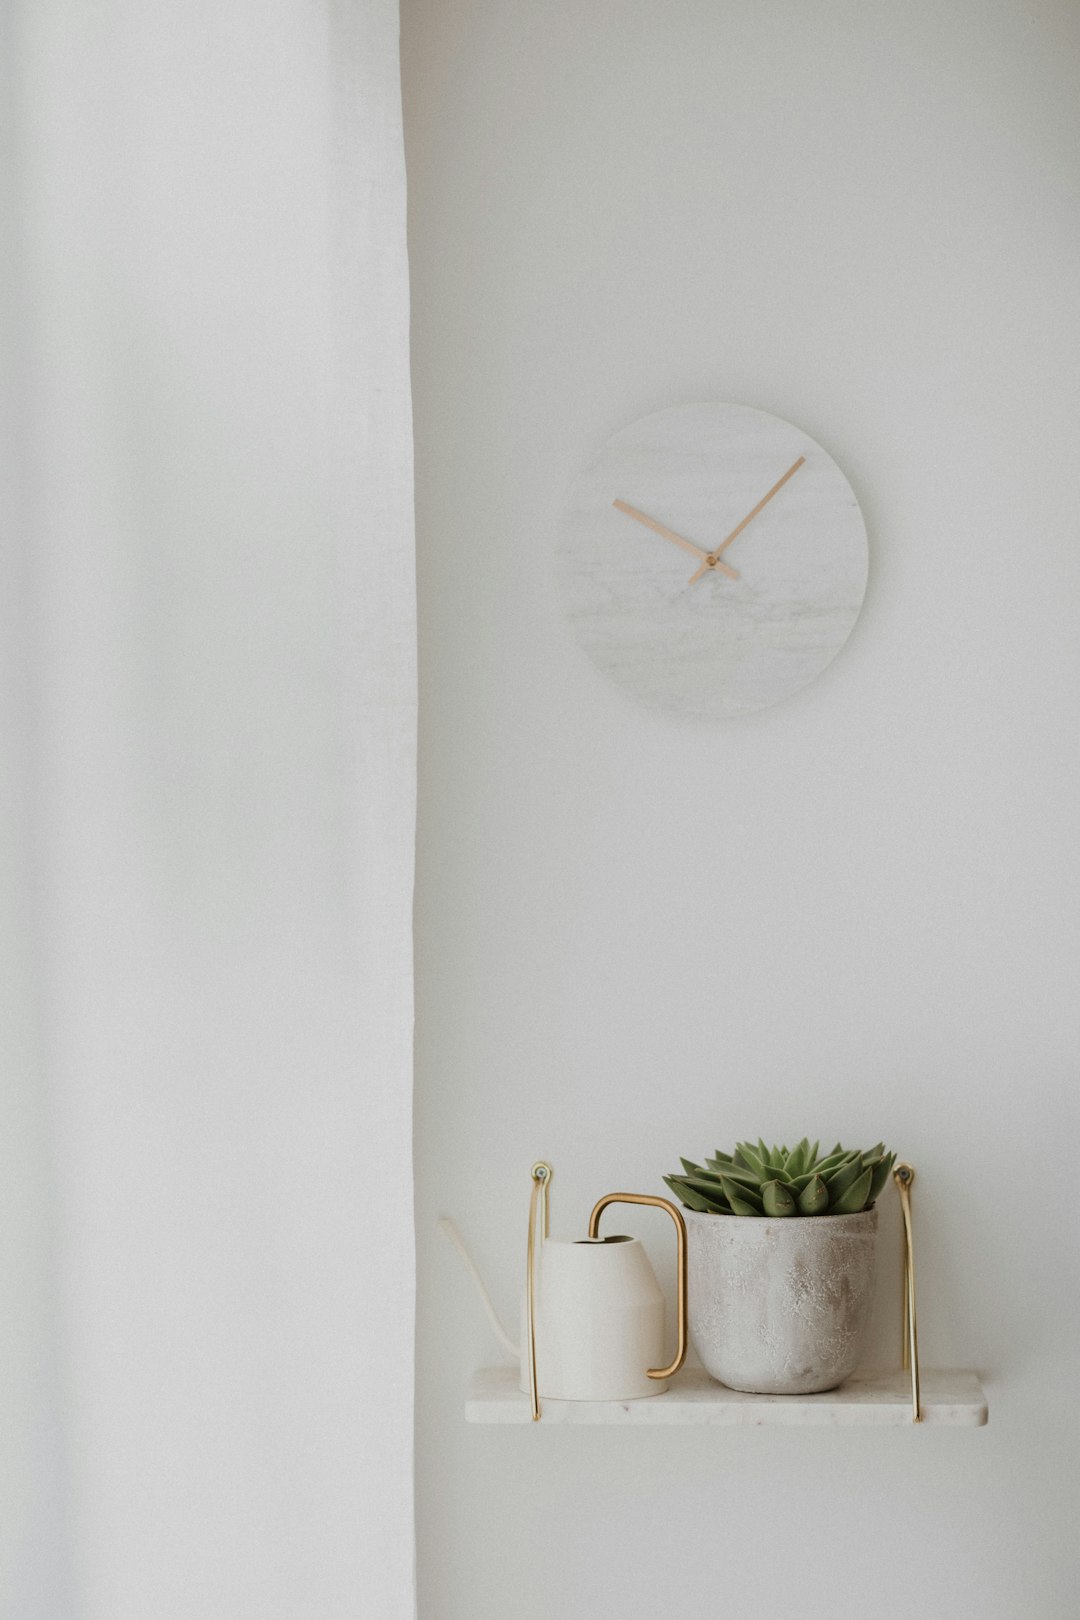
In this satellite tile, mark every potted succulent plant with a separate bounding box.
[664,1139,895,1395]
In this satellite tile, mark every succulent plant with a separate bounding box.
[664,1138,895,1218]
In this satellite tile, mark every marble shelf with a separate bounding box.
[466,1366,988,1426]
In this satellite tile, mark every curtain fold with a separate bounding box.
[2,4,416,1615]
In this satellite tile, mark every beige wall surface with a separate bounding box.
[403,3,1080,1615]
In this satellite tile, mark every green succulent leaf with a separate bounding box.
[728,1194,762,1217]
[680,1174,734,1206]
[708,1162,760,1190]
[868,1152,896,1204]
[720,1174,763,1211]
[762,1179,796,1217]
[737,1143,770,1181]
[666,1138,894,1221]
[665,1175,727,1214]
[690,1166,732,1185]
[831,1165,874,1214]
[797,1174,829,1214]
[786,1137,810,1179]
[814,1149,857,1178]
[824,1156,866,1198]
[689,1182,736,1210]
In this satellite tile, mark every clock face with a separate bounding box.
[557,403,869,719]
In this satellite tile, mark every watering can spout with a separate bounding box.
[438,1216,520,1359]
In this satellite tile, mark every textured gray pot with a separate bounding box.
[685,1207,878,1394]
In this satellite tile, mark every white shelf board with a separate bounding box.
[467,1366,988,1427]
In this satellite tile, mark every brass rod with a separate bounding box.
[893,1163,921,1424]
[526,1162,552,1422]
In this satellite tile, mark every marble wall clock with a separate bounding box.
[556,402,869,719]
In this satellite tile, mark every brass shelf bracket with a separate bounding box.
[525,1161,552,1423]
[893,1162,921,1424]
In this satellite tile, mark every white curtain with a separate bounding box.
[1,4,416,1616]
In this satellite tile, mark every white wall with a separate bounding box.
[403,3,1080,1616]
[4,5,416,1615]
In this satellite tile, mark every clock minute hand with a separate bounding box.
[687,455,807,585]
[612,499,740,581]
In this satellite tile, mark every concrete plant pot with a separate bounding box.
[684,1207,878,1394]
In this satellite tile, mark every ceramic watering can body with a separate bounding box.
[517,1234,669,1400]
[521,1175,687,1408]
[441,1169,687,1413]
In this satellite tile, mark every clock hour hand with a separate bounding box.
[613,499,740,581]
[687,456,806,585]
[612,505,738,583]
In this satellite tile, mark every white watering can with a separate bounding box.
[442,1161,687,1418]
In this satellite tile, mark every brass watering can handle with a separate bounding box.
[588,1192,688,1381]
